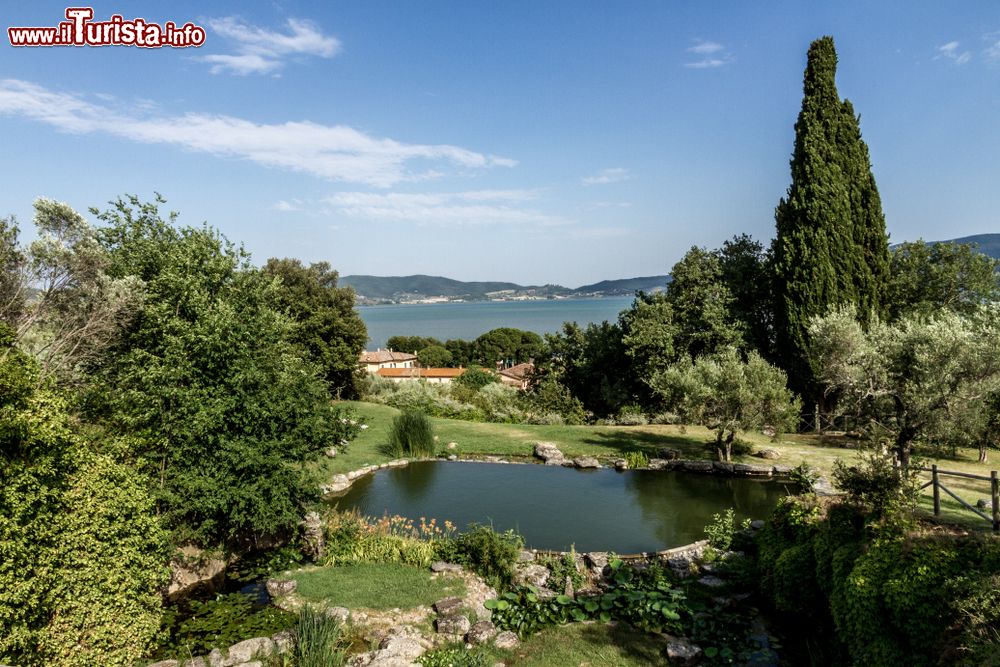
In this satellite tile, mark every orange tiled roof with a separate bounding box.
[359,350,418,364]
[499,362,534,380]
[377,367,466,379]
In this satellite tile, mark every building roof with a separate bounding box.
[359,350,418,364]
[499,362,535,381]
[377,367,467,379]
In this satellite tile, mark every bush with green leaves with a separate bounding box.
[322,511,440,567]
[539,548,585,592]
[623,450,649,469]
[473,382,525,423]
[417,645,492,667]
[704,509,737,551]
[386,411,436,458]
[832,450,918,521]
[434,524,523,590]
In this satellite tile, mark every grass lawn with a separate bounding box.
[482,622,672,666]
[290,562,465,610]
[320,400,999,531]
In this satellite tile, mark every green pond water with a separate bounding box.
[333,461,792,553]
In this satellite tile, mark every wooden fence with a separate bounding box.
[911,464,999,532]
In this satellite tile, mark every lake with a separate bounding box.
[332,461,791,553]
[358,297,634,348]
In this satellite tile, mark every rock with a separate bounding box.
[147,661,180,667]
[325,447,338,457]
[324,474,352,494]
[430,561,463,573]
[665,636,703,665]
[436,614,471,635]
[517,549,536,563]
[301,511,325,560]
[750,519,766,530]
[465,620,497,645]
[447,454,458,461]
[813,476,838,496]
[447,442,457,449]
[647,458,672,470]
[772,465,793,475]
[712,461,734,474]
[182,659,206,667]
[533,441,565,464]
[563,575,575,598]
[265,578,296,598]
[573,456,600,469]
[166,546,227,602]
[762,425,777,438]
[977,498,992,510]
[658,448,681,460]
[348,467,372,481]
[494,630,520,650]
[535,587,558,601]
[513,563,550,588]
[613,458,628,470]
[326,606,350,623]
[378,634,425,659]
[234,663,262,667]
[681,460,714,473]
[433,596,465,616]
[271,630,294,654]
[387,459,408,468]
[224,637,274,665]
[584,551,608,571]
[753,449,781,460]
[698,575,726,589]
[733,463,773,476]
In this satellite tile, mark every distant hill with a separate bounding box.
[573,275,670,295]
[340,273,671,303]
[933,234,1000,259]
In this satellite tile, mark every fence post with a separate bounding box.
[932,464,940,516]
[992,471,999,533]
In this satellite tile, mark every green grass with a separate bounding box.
[322,401,1000,531]
[482,622,672,666]
[290,563,465,610]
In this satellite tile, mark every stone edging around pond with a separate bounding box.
[320,441,838,498]
[146,633,292,667]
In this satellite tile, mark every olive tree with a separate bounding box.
[650,347,800,461]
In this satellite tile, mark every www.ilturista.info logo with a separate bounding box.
[8,7,205,48]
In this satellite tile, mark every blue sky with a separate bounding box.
[1,1,998,286]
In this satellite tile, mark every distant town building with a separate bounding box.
[359,349,418,374]
[498,362,535,391]
[376,367,467,384]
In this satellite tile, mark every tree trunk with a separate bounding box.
[895,428,916,472]
[979,443,989,464]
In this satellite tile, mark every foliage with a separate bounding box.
[90,195,359,547]
[435,524,523,590]
[887,240,1000,322]
[322,510,448,567]
[542,320,635,417]
[771,36,890,398]
[651,347,800,461]
[291,605,347,667]
[809,304,1000,467]
[417,645,492,667]
[453,365,499,392]
[523,375,586,425]
[417,344,454,368]
[386,411,436,458]
[487,560,686,638]
[472,382,525,423]
[367,378,484,420]
[540,548,585,592]
[686,604,773,667]
[716,234,773,358]
[472,327,544,367]
[832,450,919,521]
[388,335,443,355]
[155,592,294,658]
[0,331,169,667]
[623,450,649,469]
[704,509,737,551]
[619,292,677,401]
[263,258,368,398]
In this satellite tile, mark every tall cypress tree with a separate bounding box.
[772,36,889,398]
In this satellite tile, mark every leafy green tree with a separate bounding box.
[543,321,634,417]
[772,36,890,396]
[886,241,1000,321]
[444,338,474,367]
[523,375,586,424]
[0,327,167,667]
[417,344,453,368]
[263,258,368,398]
[619,292,677,403]
[453,365,499,392]
[473,327,544,367]
[90,196,359,547]
[664,247,745,358]
[809,305,1000,468]
[717,234,773,356]
[387,335,442,354]
[650,347,800,461]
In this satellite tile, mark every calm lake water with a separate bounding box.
[332,461,791,553]
[358,297,634,348]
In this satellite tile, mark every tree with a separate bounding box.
[772,36,890,397]
[619,292,677,403]
[417,344,453,368]
[387,335,442,354]
[543,321,634,417]
[263,258,368,398]
[809,305,1000,468]
[664,247,745,358]
[717,234,773,356]
[472,327,544,367]
[90,196,360,547]
[886,241,1000,321]
[650,347,800,462]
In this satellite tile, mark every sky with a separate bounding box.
[1,1,998,287]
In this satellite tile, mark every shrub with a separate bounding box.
[386,411,436,458]
[540,548,585,592]
[525,411,565,425]
[293,606,347,667]
[623,450,649,469]
[614,406,649,425]
[322,510,445,567]
[832,450,918,521]
[435,524,523,590]
[704,509,737,551]
[418,645,492,667]
[474,382,525,423]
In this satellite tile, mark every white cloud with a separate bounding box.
[582,167,632,186]
[199,17,341,75]
[685,39,734,68]
[0,79,516,188]
[936,41,972,64]
[272,199,301,211]
[984,32,1000,61]
[322,190,568,227]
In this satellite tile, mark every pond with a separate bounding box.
[332,461,793,553]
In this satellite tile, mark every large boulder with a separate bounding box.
[435,614,471,635]
[533,442,566,465]
[573,456,600,469]
[433,596,465,616]
[265,579,296,598]
[513,563,550,588]
[223,637,274,665]
[494,630,520,650]
[300,511,325,560]
[166,546,227,602]
[753,449,781,460]
[465,620,497,645]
